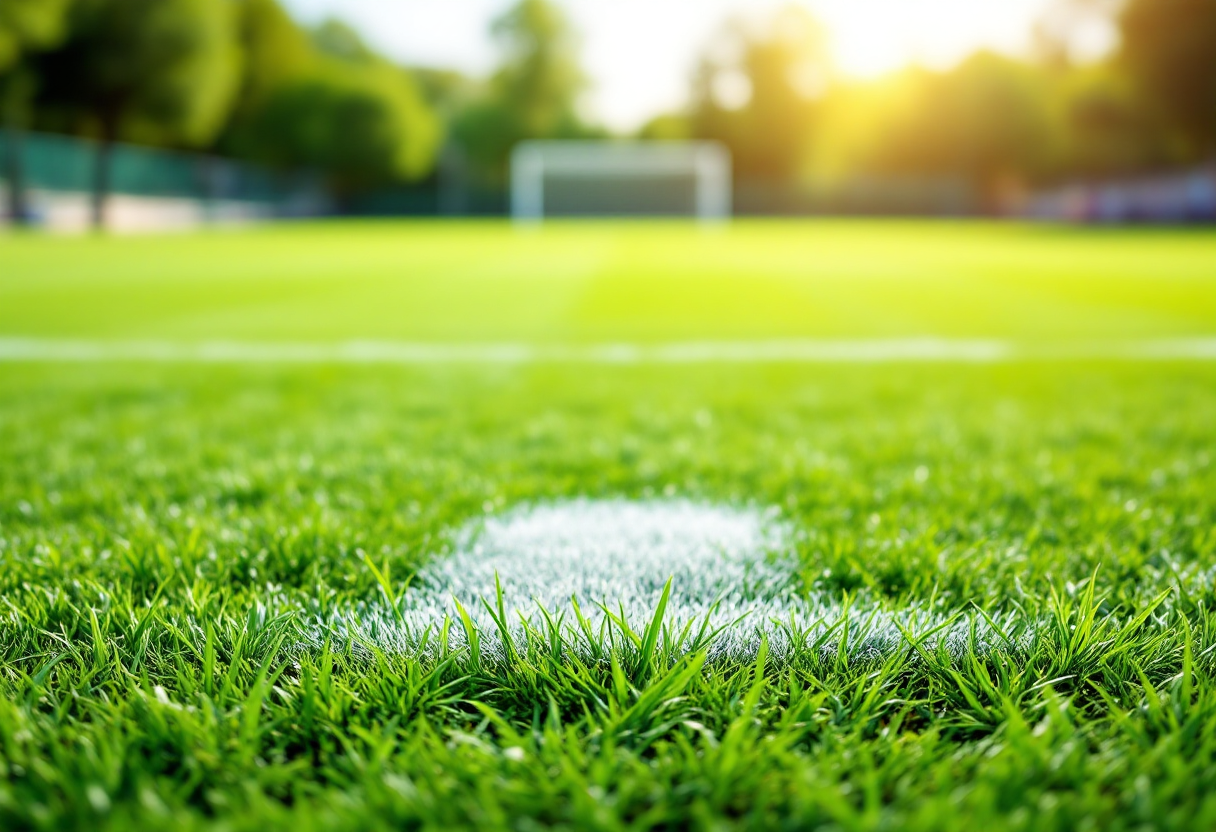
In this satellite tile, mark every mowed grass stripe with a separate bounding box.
[4,221,1216,343]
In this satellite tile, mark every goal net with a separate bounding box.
[510,141,731,223]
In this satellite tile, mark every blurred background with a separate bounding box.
[1,0,1215,231]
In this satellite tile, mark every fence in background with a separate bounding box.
[1,129,329,231]
[735,176,979,217]
[350,175,979,219]
[6,129,1214,229]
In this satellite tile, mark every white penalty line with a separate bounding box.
[1,337,1216,364]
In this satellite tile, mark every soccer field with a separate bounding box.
[2,220,1216,830]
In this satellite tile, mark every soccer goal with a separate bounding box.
[510,141,731,223]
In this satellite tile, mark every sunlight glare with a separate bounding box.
[812,0,1058,78]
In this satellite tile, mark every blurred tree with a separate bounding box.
[233,60,439,201]
[639,113,692,141]
[0,0,73,224]
[408,66,479,215]
[1057,65,1173,176]
[34,0,241,228]
[310,18,377,65]
[691,7,829,181]
[219,7,439,204]
[0,0,72,74]
[1032,0,1121,68]
[410,67,479,114]
[861,53,1055,207]
[488,0,584,136]
[1120,0,1216,158]
[229,0,313,114]
[214,0,312,163]
[452,0,592,184]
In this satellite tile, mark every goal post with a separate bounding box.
[510,140,732,223]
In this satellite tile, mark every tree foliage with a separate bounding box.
[488,0,584,136]
[1055,63,1174,177]
[692,7,828,180]
[5,0,1216,224]
[0,0,73,75]
[861,53,1055,196]
[226,0,314,118]
[36,0,241,146]
[0,0,74,225]
[29,0,242,226]
[235,62,439,195]
[223,14,440,197]
[1120,0,1216,156]
[452,0,593,183]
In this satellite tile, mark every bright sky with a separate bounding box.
[283,0,1116,131]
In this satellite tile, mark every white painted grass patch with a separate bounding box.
[325,499,1008,664]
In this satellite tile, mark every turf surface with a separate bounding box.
[3,220,1216,342]
[2,220,1216,830]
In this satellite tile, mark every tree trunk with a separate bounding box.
[2,124,28,226]
[1,76,31,227]
[92,117,117,232]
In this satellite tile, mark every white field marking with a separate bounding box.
[325,499,1005,663]
[3,337,1216,364]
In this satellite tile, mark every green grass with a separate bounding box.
[2,220,1216,830]
[3,220,1216,342]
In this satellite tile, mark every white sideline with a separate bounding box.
[2,337,1216,364]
